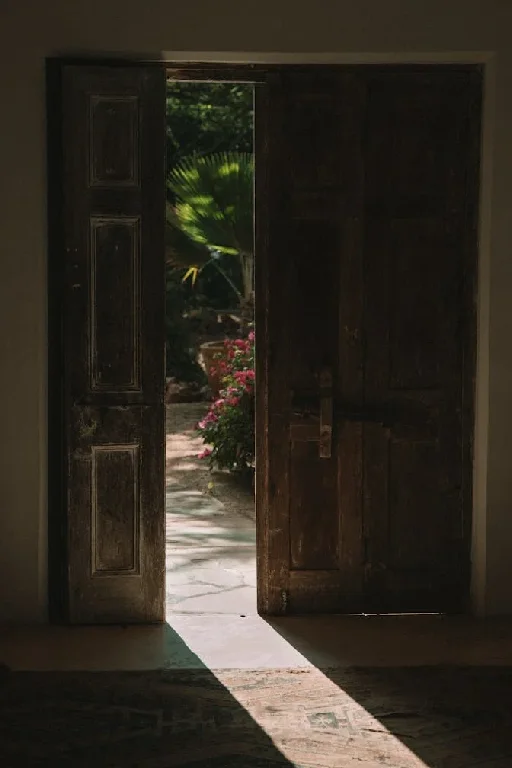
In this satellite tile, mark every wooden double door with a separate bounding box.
[54,63,481,623]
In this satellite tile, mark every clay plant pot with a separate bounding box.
[198,340,228,397]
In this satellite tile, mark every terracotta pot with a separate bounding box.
[198,340,227,397]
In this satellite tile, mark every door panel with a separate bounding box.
[61,65,166,623]
[362,71,476,611]
[67,404,163,622]
[259,70,366,614]
[89,215,141,391]
[289,440,339,570]
[261,66,481,615]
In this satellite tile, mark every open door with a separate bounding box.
[61,65,166,623]
[258,66,481,615]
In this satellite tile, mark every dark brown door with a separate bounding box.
[61,65,166,623]
[257,66,481,615]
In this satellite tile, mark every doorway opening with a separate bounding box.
[163,78,257,618]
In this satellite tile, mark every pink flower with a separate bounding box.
[227,396,240,406]
[248,330,255,342]
[211,360,228,376]
[232,369,255,391]
[198,448,212,459]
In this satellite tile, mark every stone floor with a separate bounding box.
[165,403,256,617]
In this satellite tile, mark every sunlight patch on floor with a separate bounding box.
[165,614,313,669]
[212,665,429,768]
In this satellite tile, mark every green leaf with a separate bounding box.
[168,152,254,258]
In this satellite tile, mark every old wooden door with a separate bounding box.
[60,65,166,623]
[257,66,481,615]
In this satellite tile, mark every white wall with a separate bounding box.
[0,0,510,621]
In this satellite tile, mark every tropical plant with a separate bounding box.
[164,266,206,382]
[166,82,253,179]
[196,331,255,473]
[166,152,254,325]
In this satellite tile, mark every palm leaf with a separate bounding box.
[165,204,211,269]
[168,152,254,257]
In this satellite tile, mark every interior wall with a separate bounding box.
[0,0,510,622]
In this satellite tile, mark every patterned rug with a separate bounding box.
[1,666,512,767]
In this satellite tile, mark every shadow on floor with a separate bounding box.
[266,616,512,767]
[165,459,255,515]
[320,665,512,767]
[0,623,294,768]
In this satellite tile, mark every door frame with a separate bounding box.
[47,59,481,622]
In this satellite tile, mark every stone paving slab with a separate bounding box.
[165,404,256,616]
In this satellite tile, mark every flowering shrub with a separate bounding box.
[196,330,255,473]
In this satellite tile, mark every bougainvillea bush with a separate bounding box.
[196,330,255,473]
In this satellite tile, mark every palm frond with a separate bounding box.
[165,204,212,269]
[168,152,254,257]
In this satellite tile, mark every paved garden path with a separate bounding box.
[165,403,256,616]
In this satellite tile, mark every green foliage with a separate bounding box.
[166,82,253,186]
[167,152,254,306]
[164,82,254,382]
[166,204,242,310]
[168,152,253,258]
[165,204,211,269]
[165,267,206,383]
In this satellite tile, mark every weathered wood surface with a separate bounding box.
[62,66,166,623]
[261,66,481,615]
